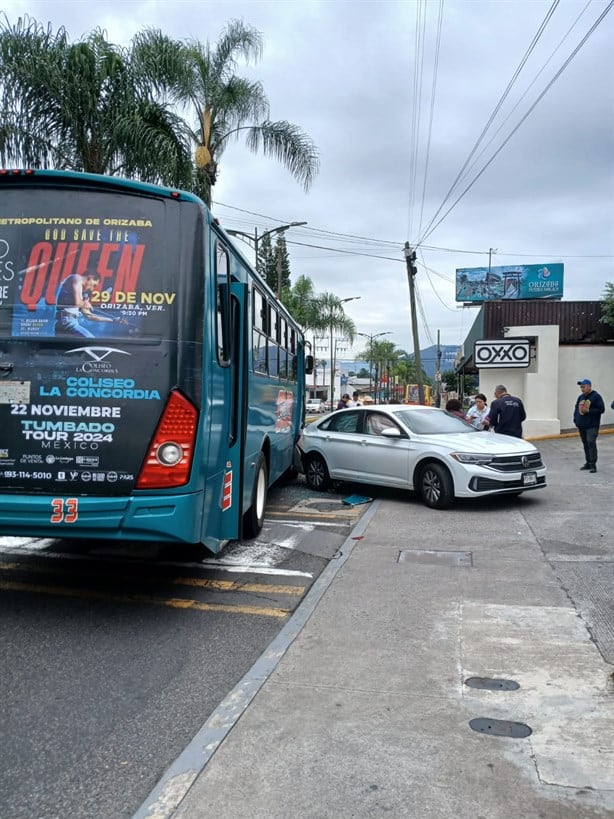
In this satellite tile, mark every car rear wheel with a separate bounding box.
[305,454,331,492]
[418,462,454,509]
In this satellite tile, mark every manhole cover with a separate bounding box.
[398,549,473,567]
[469,718,532,738]
[465,677,519,691]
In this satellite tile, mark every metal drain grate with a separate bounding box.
[465,677,519,691]
[397,549,473,567]
[469,717,532,738]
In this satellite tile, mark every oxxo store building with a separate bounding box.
[455,300,614,438]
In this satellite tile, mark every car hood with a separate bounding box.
[413,431,536,453]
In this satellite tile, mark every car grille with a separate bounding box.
[470,475,547,491]
[488,452,543,472]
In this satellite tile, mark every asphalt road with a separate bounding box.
[0,474,364,819]
[4,432,612,819]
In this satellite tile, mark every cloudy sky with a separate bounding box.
[3,0,613,357]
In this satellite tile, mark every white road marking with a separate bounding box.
[197,562,313,578]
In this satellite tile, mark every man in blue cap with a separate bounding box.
[573,379,605,473]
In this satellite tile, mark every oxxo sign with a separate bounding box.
[474,338,531,368]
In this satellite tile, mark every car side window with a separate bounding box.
[322,411,360,434]
[366,412,399,436]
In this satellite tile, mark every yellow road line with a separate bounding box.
[0,562,305,597]
[0,580,290,618]
[172,577,304,595]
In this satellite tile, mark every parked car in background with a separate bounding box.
[305,398,326,413]
[299,404,546,509]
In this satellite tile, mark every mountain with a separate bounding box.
[338,345,459,380]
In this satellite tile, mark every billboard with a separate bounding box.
[456,263,563,303]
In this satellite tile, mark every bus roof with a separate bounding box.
[0,167,205,206]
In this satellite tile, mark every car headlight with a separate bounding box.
[451,452,493,465]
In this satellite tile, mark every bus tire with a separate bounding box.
[243,453,268,538]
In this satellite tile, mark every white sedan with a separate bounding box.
[305,398,326,413]
[298,404,546,509]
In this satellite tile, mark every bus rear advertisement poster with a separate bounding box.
[0,188,189,497]
[0,195,177,340]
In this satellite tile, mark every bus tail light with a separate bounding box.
[136,391,199,489]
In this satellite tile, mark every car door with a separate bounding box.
[315,410,365,479]
[354,411,411,487]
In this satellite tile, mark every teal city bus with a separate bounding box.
[0,169,312,553]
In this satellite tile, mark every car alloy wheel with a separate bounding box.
[419,462,454,509]
[305,454,330,491]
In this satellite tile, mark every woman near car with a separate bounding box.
[445,398,466,419]
[465,393,490,430]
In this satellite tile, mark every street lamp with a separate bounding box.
[328,296,360,408]
[356,331,391,402]
[226,222,307,296]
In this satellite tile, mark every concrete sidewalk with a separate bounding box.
[153,435,614,819]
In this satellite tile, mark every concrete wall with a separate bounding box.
[476,324,614,438]
[558,345,614,433]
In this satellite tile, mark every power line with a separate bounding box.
[418,0,562,244]
[453,1,594,199]
[213,202,612,262]
[417,0,614,245]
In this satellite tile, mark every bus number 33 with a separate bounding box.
[50,498,79,524]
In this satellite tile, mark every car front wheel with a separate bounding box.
[305,453,331,492]
[418,462,454,509]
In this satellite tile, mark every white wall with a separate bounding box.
[558,346,614,432]
[476,325,614,438]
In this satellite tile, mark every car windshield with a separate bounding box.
[393,408,476,435]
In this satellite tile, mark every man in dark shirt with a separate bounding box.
[487,384,526,438]
[573,378,605,473]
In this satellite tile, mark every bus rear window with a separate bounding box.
[0,188,187,341]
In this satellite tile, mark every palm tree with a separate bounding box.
[0,15,192,182]
[130,21,319,205]
[284,275,320,330]
[310,293,356,408]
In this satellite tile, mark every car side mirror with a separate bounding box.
[380,427,402,438]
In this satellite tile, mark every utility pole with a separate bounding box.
[276,241,283,299]
[487,247,497,284]
[435,329,442,407]
[403,242,425,405]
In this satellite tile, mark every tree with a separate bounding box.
[311,293,356,346]
[310,293,356,407]
[284,275,320,330]
[441,369,459,393]
[257,233,291,295]
[274,235,291,296]
[131,21,319,204]
[600,281,614,328]
[0,17,318,204]
[0,15,192,183]
[256,232,275,284]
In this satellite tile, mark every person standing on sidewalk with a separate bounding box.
[573,378,605,473]
[348,391,361,407]
[465,393,490,429]
[486,385,526,438]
